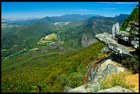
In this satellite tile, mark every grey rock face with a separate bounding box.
[81,34,88,47]
[95,32,135,56]
[112,23,120,39]
[117,21,139,50]
[112,25,115,39]
[97,86,133,92]
[117,31,131,43]
[107,43,134,56]
[88,63,101,83]
[88,59,125,83]
[131,40,139,50]
[81,34,97,48]
[117,31,139,50]
[115,23,120,35]
[68,59,126,93]
[102,46,111,53]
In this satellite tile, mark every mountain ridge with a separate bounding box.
[2,13,129,57]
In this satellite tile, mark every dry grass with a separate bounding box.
[99,70,135,91]
[45,33,57,40]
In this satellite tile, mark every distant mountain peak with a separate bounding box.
[113,14,130,21]
[114,14,130,17]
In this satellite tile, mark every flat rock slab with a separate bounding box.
[95,32,135,56]
[97,86,133,92]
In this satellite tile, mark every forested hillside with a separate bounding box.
[1,41,107,92]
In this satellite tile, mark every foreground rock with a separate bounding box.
[86,59,125,85]
[68,84,87,92]
[68,59,126,92]
[95,32,135,56]
[97,86,133,92]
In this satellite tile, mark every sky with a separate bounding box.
[1,2,139,19]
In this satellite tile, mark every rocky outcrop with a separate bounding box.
[97,86,133,92]
[117,31,139,51]
[117,21,139,50]
[95,32,135,56]
[68,59,126,92]
[87,59,125,83]
[68,84,87,92]
[95,21,139,56]
[112,23,120,39]
[67,21,139,93]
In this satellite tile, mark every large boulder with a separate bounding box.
[68,59,126,93]
[87,59,125,83]
[97,86,133,92]
[68,84,87,92]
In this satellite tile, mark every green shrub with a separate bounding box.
[121,56,139,73]
[68,72,84,88]
[59,74,69,86]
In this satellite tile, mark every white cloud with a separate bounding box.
[98,2,138,4]
[116,2,138,4]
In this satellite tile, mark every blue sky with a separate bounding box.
[1,2,139,19]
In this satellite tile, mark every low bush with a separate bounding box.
[121,56,139,73]
[99,70,135,91]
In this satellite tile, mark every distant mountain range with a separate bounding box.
[2,13,129,57]
[113,14,130,21]
[44,14,103,22]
